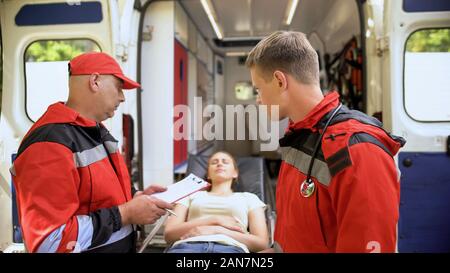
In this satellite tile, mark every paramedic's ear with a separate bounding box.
[273,70,287,90]
[89,73,101,92]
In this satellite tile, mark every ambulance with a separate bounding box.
[0,0,449,252]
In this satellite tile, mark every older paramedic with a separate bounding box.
[11,52,173,253]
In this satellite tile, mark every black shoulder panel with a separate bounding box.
[16,123,106,159]
[349,132,393,157]
[317,105,406,148]
[279,129,325,161]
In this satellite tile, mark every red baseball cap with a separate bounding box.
[69,52,141,89]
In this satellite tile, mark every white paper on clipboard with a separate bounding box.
[150,173,210,203]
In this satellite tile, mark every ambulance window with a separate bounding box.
[24,39,100,122]
[404,28,450,122]
[235,82,256,101]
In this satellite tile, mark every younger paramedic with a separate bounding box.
[247,31,405,253]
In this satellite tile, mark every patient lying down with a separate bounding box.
[164,151,269,253]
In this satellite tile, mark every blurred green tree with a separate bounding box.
[25,40,100,62]
[406,29,450,52]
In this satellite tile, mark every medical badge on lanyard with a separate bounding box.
[300,178,315,198]
[299,104,342,198]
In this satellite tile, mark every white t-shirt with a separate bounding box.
[172,191,266,252]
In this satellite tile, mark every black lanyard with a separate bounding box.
[301,103,342,198]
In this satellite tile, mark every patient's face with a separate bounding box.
[207,152,238,184]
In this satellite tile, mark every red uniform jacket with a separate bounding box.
[274,92,405,253]
[11,102,134,252]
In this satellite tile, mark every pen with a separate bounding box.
[166,209,178,217]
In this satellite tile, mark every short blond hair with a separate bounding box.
[246,31,319,85]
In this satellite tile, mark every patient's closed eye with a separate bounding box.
[210,158,231,166]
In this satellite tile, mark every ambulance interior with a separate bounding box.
[173,0,365,159]
[2,0,448,253]
[0,0,368,252]
[139,0,366,251]
[146,0,450,253]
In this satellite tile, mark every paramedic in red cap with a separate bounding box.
[11,52,173,253]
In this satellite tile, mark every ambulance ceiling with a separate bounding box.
[180,0,336,44]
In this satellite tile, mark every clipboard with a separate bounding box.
[150,173,210,203]
[138,174,210,253]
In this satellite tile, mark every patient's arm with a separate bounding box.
[163,204,243,244]
[258,241,283,253]
[179,207,269,252]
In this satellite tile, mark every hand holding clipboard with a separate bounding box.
[150,173,211,204]
[138,174,210,253]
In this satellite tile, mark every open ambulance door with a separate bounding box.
[0,0,121,252]
[383,0,450,252]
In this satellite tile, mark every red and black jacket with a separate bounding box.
[274,92,406,253]
[11,102,135,253]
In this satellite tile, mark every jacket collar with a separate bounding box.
[287,91,340,132]
[34,102,98,128]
